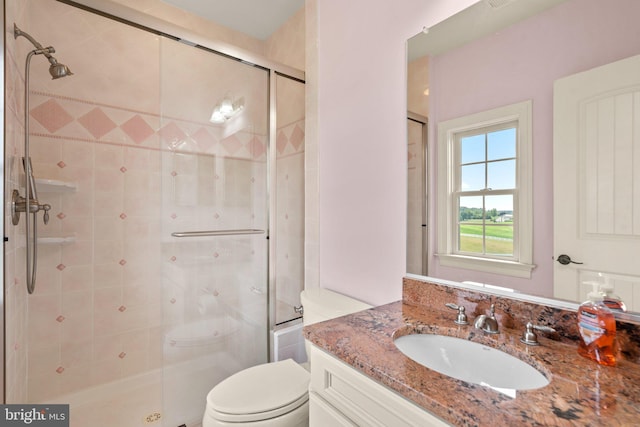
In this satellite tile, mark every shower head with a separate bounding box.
[14,23,73,79]
[48,57,73,79]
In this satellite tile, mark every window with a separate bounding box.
[437,101,534,278]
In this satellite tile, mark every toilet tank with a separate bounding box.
[301,288,372,326]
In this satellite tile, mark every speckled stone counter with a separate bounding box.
[304,278,640,426]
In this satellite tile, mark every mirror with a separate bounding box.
[407,0,640,321]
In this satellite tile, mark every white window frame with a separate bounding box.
[436,100,535,278]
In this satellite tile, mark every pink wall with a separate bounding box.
[315,0,476,305]
[429,0,640,296]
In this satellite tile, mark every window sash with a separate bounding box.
[436,100,534,279]
[453,189,518,261]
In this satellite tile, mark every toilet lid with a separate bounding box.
[206,359,309,422]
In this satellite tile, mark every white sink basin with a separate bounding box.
[394,334,548,396]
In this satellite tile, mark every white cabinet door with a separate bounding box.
[309,345,450,427]
[554,54,640,309]
[309,392,357,427]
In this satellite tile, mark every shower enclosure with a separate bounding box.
[4,0,305,426]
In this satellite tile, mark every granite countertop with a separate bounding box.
[304,300,640,426]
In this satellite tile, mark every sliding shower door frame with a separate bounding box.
[57,0,304,364]
[1,0,6,405]
[3,0,303,389]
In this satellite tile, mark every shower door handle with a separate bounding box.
[171,229,265,238]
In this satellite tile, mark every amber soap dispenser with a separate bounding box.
[577,288,617,366]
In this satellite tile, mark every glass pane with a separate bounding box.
[458,196,483,253]
[487,159,515,189]
[487,127,516,160]
[461,163,485,191]
[484,225,514,255]
[486,195,513,256]
[161,37,269,424]
[460,134,485,164]
[275,74,305,324]
[486,194,513,217]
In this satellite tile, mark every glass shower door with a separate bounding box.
[159,38,269,426]
[274,74,305,326]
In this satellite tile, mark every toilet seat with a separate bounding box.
[205,359,309,423]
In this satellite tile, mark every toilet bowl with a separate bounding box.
[202,288,371,427]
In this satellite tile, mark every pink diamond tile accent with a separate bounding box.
[159,121,187,146]
[78,107,117,139]
[119,213,127,220]
[249,136,266,159]
[119,259,127,266]
[213,213,220,219]
[290,125,305,151]
[121,115,155,144]
[57,213,66,220]
[120,167,127,173]
[118,352,126,359]
[213,252,219,258]
[170,213,177,220]
[56,366,65,374]
[57,161,66,169]
[276,130,288,154]
[170,256,176,262]
[30,99,73,133]
[221,135,242,155]
[118,306,126,312]
[171,171,177,177]
[57,264,66,271]
[192,127,217,151]
[56,315,65,323]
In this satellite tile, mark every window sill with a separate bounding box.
[435,253,535,279]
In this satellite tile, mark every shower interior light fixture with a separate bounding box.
[210,97,244,124]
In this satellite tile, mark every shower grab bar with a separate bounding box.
[171,229,265,238]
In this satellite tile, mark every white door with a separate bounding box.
[554,54,640,310]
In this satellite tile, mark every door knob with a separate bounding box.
[556,254,583,265]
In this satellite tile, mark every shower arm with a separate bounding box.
[14,24,57,63]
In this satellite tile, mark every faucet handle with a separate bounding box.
[444,303,468,325]
[520,322,556,346]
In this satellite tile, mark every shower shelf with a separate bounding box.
[37,235,76,245]
[35,178,77,193]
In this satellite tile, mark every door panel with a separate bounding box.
[553,54,640,309]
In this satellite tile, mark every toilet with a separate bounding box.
[202,288,372,427]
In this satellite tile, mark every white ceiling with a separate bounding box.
[160,0,305,40]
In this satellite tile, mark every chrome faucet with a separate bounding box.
[474,303,499,334]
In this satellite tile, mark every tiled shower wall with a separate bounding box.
[5,0,305,408]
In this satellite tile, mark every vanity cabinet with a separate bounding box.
[308,345,449,427]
